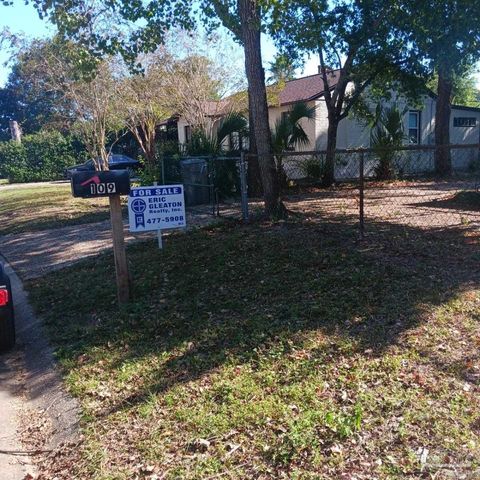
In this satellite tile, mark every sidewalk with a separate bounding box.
[0,260,80,479]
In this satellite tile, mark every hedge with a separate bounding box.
[0,131,87,183]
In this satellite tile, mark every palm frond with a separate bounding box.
[287,102,316,125]
[271,116,291,153]
[216,112,248,146]
[271,101,315,154]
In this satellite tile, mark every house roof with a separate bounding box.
[278,70,341,105]
[202,99,234,117]
[450,103,480,113]
[427,90,480,112]
[158,98,242,126]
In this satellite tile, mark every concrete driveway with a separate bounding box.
[0,210,224,280]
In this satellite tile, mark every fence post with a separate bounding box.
[359,151,365,239]
[240,151,249,221]
[153,181,163,249]
[160,155,165,185]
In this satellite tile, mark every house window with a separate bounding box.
[184,125,192,143]
[408,111,421,144]
[454,117,476,127]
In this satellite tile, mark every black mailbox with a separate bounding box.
[71,171,131,198]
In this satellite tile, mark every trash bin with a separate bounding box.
[180,158,211,206]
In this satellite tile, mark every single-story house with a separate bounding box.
[176,98,244,150]
[271,70,480,150]
[175,69,480,175]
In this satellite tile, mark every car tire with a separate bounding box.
[0,277,15,353]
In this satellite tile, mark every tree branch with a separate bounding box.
[211,0,242,41]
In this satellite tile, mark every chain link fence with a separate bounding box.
[161,145,479,237]
[274,144,480,236]
[161,155,249,220]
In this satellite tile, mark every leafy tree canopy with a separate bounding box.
[0,38,79,139]
[400,0,480,79]
[427,69,480,108]
[269,0,426,103]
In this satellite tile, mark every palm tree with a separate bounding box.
[186,112,248,156]
[267,54,296,84]
[271,102,316,184]
[186,112,248,198]
[371,104,406,180]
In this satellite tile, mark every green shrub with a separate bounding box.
[0,131,87,183]
[300,155,325,179]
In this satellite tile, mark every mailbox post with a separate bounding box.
[71,171,131,304]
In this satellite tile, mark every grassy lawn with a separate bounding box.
[0,184,112,235]
[27,220,480,479]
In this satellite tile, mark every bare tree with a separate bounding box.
[117,49,174,168]
[163,32,247,141]
[68,61,123,170]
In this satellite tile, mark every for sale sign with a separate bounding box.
[128,184,186,232]
[71,171,130,198]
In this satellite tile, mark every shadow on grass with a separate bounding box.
[26,215,480,417]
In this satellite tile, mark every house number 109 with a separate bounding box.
[90,182,117,195]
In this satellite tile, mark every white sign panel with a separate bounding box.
[128,184,186,232]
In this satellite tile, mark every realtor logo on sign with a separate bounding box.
[131,198,147,228]
[128,184,187,232]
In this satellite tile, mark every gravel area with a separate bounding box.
[285,179,480,230]
[0,210,228,280]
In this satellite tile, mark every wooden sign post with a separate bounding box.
[109,194,131,304]
[153,181,163,250]
[71,171,131,304]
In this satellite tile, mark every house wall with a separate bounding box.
[449,107,480,144]
[293,92,480,178]
[177,117,190,146]
[175,88,480,175]
[314,100,329,150]
[326,95,480,150]
[448,107,480,170]
[336,115,370,149]
[177,116,227,152]
[332,94,438,150]
[417,96,436,144]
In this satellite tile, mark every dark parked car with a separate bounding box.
[0,263,15,353]
[65,154,141,179]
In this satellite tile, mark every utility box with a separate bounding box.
[180,158,211,206]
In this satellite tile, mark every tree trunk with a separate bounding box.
[145,136,157,169]
[434,70,453,176]
[238,0,285,217]
[247,95,263,197]
[323,118,338,187]
[9,121,21,143]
